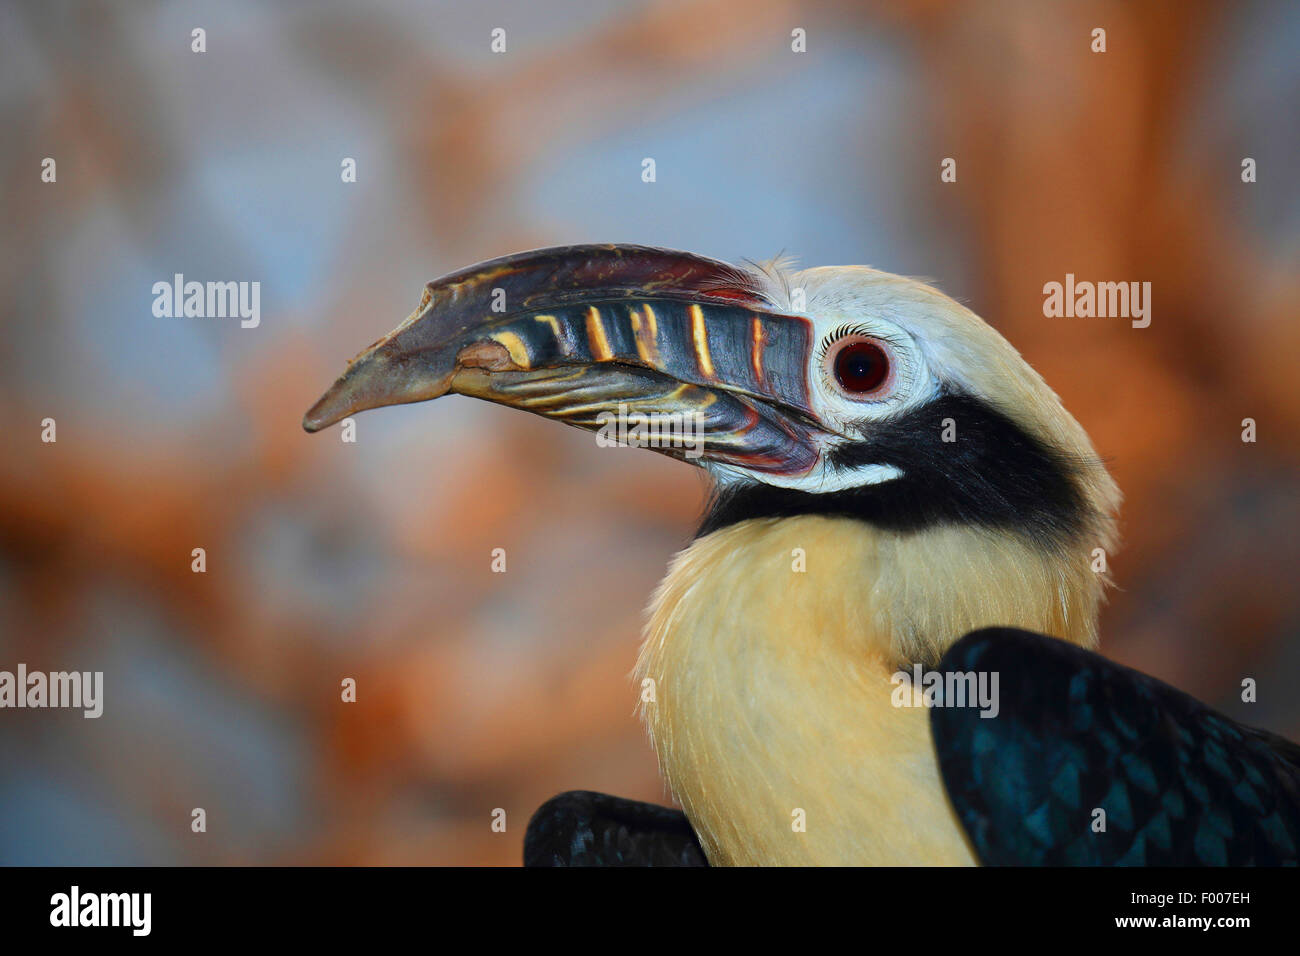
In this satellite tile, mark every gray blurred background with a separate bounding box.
[1,0,1297,864]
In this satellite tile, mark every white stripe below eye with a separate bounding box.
[705,460,904,491]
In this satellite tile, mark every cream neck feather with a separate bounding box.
[634,514,1104,865]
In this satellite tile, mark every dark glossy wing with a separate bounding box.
[523,791,709,867]
[932,627,1300,865]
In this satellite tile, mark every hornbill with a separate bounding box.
[304,244,1300,866]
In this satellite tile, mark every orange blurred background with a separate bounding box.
[1,0,1297,864]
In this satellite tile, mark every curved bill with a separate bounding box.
[303,244,826,476]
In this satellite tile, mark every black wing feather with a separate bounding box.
[523,791,709,867]
[932,627,1300,865]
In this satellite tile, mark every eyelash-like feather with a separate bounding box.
[817,323,873,360]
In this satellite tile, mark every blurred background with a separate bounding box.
[1,0,1297,864]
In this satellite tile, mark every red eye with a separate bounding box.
[829,336,891,397]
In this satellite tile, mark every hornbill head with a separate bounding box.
[305,242,1117,586]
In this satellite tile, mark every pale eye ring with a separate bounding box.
[824,335,894,399]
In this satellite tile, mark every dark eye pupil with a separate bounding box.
[834,341,889,393]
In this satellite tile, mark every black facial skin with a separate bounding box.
[698,390,1098,552]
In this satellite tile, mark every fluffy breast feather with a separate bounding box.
[634,514,1103,865]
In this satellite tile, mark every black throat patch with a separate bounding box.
[698,392,1095,549]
